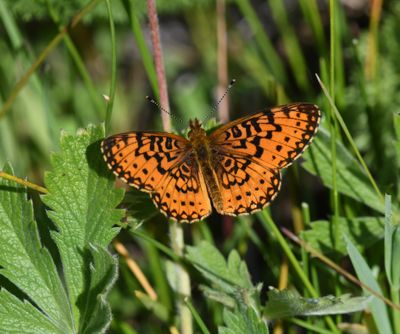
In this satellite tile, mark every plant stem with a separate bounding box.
[147,0,171,132]
[105,0,117,135]
[146,1,192,333]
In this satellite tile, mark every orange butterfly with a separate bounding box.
[101,103,320,223]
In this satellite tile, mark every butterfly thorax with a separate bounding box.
[188,118,224,212]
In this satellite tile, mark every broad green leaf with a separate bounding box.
[345,236,393,334]
[79,245,119,334]
[0,289,62,334]
[302,128,385,213]
[264,289,370,320]
[186,241,261,311]
[384,195,400,290]
[0,163,73,333]
[186,241,253,293]
[42,124,124,325]
[218,307,269,334]
[301,216,384,256]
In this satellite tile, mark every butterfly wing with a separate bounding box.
[101,132,212,223]
[209,103,320,215]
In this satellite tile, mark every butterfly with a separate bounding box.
[101,103,320,223]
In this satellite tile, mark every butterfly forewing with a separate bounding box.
[101,132,212,223]
[210,103,321,169]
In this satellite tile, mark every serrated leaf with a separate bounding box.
[218,307,269,334]
[186,241,261,311]
[42,124,124,325]
[264,289,370,320]
[345,236,393,334]
[301,216,384,256]
[79,245,119,334]
[186,241,253,292]
[0,288,62,334]
[0,163,73,333]
[302,128,385,213]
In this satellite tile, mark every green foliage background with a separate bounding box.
[0,0,399,333]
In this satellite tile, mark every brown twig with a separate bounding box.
[365,0,383,80]
[113,240,157,301]
[146,1,192,333]
[216,0,229,123]
[281,227,400,312]
[147,0,171,132]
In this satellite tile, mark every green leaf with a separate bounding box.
[42,124,124,325]
[345,236,393,334]
[384,195,400,290]
[186,241,253,293]
[0,289,63,333]
[302,128,385,213]
[264,289,370,320]
[301,216,384,256]
[79,245,119,334]
[0,163,73,333]
[218,307,269,334]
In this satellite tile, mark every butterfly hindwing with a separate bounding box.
[101,132,211,223]
[150,156,212,222]
[212,152,281,215]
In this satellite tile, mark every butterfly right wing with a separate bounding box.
[101,132,212,223]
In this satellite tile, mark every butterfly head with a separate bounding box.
[188,118,206,139]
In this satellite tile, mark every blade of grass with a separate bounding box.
[268,0,310,92]
[131,229,179,262]
[345,236,393,334]
[329,0,340,252]
[121,0,159,98]
[316,74,384,203]
[0,0,103,119]
[257,211,340,333]
[0,171,47,194]
[298,0,326,55]
[45,0,104,119]
[235,0,286,85]
[184,298,211,334]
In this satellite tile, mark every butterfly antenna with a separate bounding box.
[204,79,236,122]
[146,96,183,124]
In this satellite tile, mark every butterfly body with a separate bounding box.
[101,103,321,223]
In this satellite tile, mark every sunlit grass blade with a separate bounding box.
[345,236,393,334]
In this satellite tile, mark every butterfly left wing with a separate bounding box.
[208,103,320,216]
[101,132,212,223]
